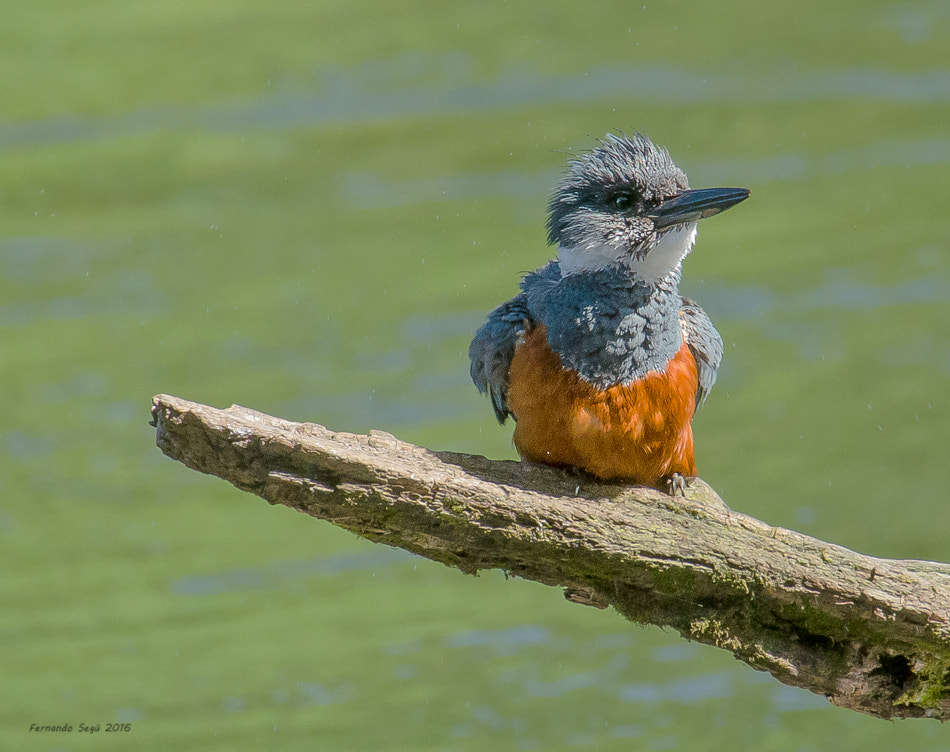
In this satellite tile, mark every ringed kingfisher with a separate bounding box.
[469,133,749,493]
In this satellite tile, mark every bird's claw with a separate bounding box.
[666,473,688,497]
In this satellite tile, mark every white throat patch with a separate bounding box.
[557,223,698,282]
[556,242,624,275]
[633,223,698,283]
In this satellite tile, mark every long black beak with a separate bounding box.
[648,187,750,230]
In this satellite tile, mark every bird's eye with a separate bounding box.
[610,192,634,212]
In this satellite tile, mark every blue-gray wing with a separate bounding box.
[469,294,532,424]
[679,296,723,410]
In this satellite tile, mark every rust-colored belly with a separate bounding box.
[507,324,698,487]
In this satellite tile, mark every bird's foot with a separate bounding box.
[666,473,688,497]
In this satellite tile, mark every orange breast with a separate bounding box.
[507,324,698,487]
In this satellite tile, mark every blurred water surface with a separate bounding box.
[2,1,949,750]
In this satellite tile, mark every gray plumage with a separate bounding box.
[469,294,530,423]
[470,133,745,425]
[521,260,684,388]
[679,296,724,407]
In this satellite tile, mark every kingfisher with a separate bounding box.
[469,133,749,493]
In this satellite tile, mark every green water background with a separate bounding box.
[3,1,950,749]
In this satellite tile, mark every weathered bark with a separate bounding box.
[150,393,950,720]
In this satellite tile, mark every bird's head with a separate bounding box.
[547,133,749,283]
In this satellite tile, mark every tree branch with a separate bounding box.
[150,393,950,720]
